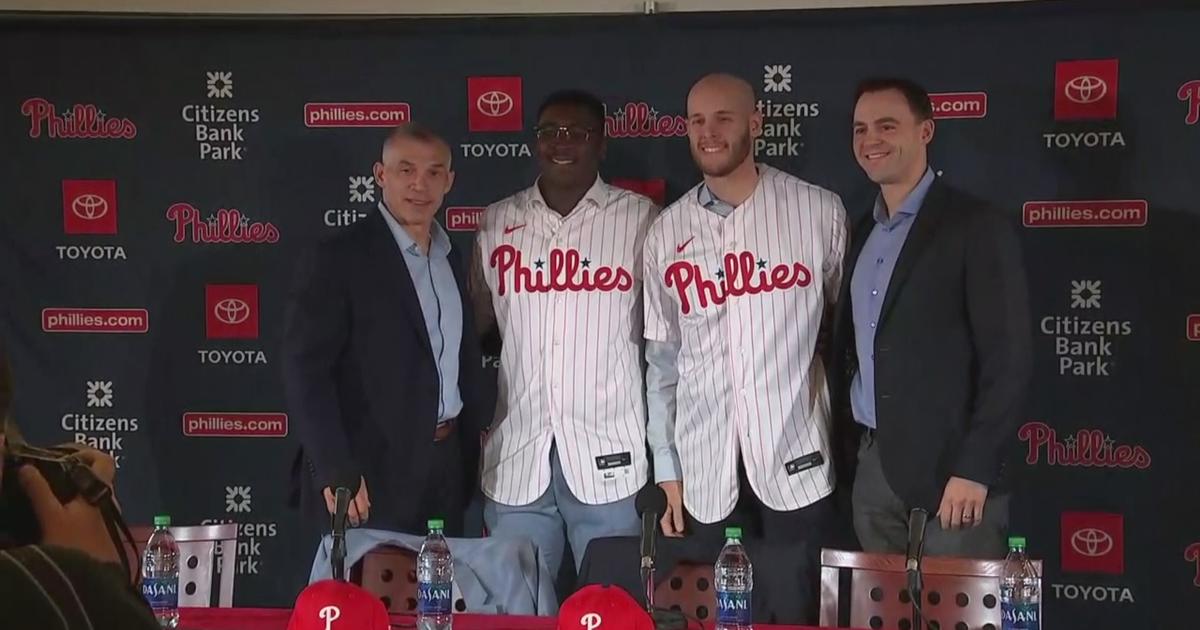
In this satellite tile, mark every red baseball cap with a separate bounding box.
[288,579,391,630]
[558,584,655,630]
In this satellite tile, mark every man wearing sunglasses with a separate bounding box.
[470,90,658,580]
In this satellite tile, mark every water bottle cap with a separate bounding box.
[428,518,445,530]
[153,515,171,527]
[725,526,742,539]
[1009,536,1026,549]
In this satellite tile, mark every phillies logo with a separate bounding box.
[580,612,602,630]
[1186,543,1200,587]
[665,252,812,315]
[605,102,687,138]
[21,97,137,139]
[1179,80,1200,125]
[1018,422,1150,469]
[318,605,340,629]
[167,203,280,244]
[490,244,633,295]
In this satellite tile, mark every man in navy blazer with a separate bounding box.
[284,123,483,537]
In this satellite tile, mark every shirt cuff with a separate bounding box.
[653,447,682,483]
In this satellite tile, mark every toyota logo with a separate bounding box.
[476,90,514,117]
[214,298,251,325]
[1065,75,1108,104]
[1070,528,1114,557]
[71,193,109,220]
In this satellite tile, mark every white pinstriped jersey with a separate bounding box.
[643,165,848,523]
[478,177,657,506]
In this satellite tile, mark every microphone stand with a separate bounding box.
[331,487,351,582]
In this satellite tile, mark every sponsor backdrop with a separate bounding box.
[1,1,1197,625]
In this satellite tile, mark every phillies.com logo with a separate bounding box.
[605,102,687,138]
[167,203,280,244]
[1018,421,1150,469]
[666,252,813,315]
[490,245,633,295]
[21,97,137,139]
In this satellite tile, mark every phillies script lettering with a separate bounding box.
[1017,422,1151,469]
[665,252,813,314]
[167,203,280,244]
[490,244,633,295]
[1186,543,1200,587]
[21,98,137,139]
[1179,80,1200,125]
[605,102,687,138]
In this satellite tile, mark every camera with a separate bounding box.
[0,444,109,548]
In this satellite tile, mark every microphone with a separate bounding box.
[634,484,667,609]
[330,486,352,581]
[906,508,929,627]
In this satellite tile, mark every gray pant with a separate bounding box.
[852,431,1009,558]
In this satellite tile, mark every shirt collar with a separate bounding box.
[377,202,451,258]
[529,175,608,214]
[872,167,936,226]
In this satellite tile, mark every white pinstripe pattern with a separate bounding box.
[478,177,657,506]
[643,164,848,523]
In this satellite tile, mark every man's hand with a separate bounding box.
[17,463,121,565]
[937,476,988,530]
[658,480,685,538]
[324,477,370,527]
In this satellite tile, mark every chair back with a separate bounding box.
[819,549,1042,630]
[653,561,717,624]
[351,544,420,613]
[131,523,239,608]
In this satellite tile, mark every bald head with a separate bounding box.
[686,73,762,178]
[688,73,757,117]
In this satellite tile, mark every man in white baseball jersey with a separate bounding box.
[469,90,657,579]
[645,74,848,546]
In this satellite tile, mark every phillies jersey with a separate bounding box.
[477,177,657,506]
[643,165,848,523]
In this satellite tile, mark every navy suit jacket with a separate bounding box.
[282,210,484,529]
[829,178,1033,512]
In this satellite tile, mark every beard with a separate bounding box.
[691,132,753,178]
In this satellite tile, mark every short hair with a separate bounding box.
[381,122,452,167]
[854,77,934,122]
[536,89,607,130]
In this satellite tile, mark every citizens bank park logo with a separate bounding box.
[1179,79,1200,125]
[1023,199,1147,228]
[756,62,821,157]
[325,175,375,228]
[1055,512,1134,604]
[445,207,484,232]
[753,63,820,157]
[20,97,137,140]
[1040,280,1132,377]
[1045,59,1126,150]
[182,70,261,160]
[167,203,280,244]
[204,485,277,576]
[200,284,267,366]
[63,380,140,469]
[462,76,529,158]
[58,179,128,262]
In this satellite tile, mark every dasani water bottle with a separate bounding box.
[417,517,454,630]
[714,526,753,630]
[141,514,179,629]
[1001,536,1041,630]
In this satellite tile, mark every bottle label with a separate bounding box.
[716,589,752,625]
[418,580,452,615]
[141,576,178,609]
[1001,601,1040,630]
